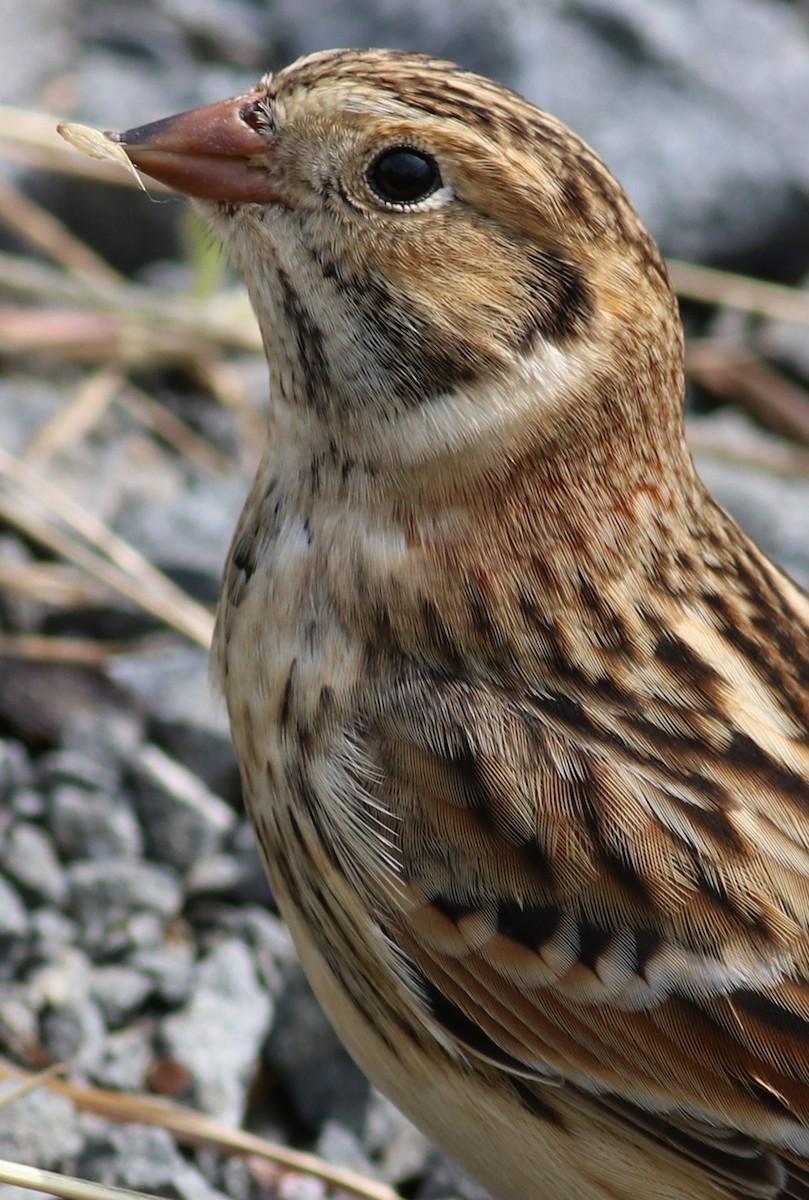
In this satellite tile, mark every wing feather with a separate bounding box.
[364,670,809,1197]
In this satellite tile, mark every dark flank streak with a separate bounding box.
[226,529,258,607]
[598,843,654,905]
[633,929,663,979]
[726,730,809,801]
[652,628,722,695]
[667,794,744,854]
[279,660,295,728]
[575,574,640,656]
[421,597,466,670]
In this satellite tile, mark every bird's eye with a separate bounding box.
[367,147,441,205]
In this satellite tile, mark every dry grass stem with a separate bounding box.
[669,258,809,327]
[687,339,809,446]
[0,632,176,663]
[121,383,234,474]
[0,1157,173,1200]
[0,174,124,285]
[23,366,123,465]
[0,1065,65,1110]
[0,559,110,607]
[0,251,261,360]
[0,104,169,191]
[0,447,214,646]
[0,1063,401,1200]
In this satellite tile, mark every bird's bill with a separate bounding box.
[107,95,279,202]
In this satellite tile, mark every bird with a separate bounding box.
[108,47,809,1200]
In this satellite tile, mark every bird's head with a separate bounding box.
[112,48,685,489]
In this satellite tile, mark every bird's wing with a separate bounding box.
[365,664,809,1200]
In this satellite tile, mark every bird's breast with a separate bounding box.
[212,467,412,866]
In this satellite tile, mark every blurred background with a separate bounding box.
[1,3,809,1200]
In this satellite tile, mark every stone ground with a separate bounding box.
[2,2,809,1199]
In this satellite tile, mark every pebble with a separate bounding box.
[0,821,67,906]
[267,963,369,1135]
[0,1089,83,1169]
[0,740,32,796]
[0,875,29,940]
[93,1024,154,1091]
[130,742,235,871]
[162,937,273,1124]
[110,646,239,797]
[364,1092,432,1186]
[48,783,144,861]
[87,963,154,1025]
[28,909,79,961]
[77,1119,230,1200]
[66,859,183,928]
[40,996,108,1075]
[129,937,196,1006]
[39,749,121,796]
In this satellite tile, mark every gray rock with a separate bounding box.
[364,1092,432,1186]
[66,859,183,936]
[0,875,29,939]
[28,909,79,960]
[39,749,121,795]
[129,938,196,1006]
[315,1120,377,1178]
[93,1024,154,1091]
[0,378,65,456]
[418,1152,493,1200]
[62,711,145,778]
[87,963,154,1026]
[29,945,91,1008]
[10,788,46,820]
[198,904,295,998]
[115,474,245,580]
[267,963,369,1135]
[275,1177,327,1200]
[0,1187,52,1200]
[0,821,66,906]
[185,853,244,897]
[49,783,144,862]
[109,646,238,797]
[162,937,273,1124]
[77,1119,230,1200]
[0,739,32,797]
[0,1088,82,1169]
[130,743,235,871]
[40,996,108,1075]
[0,985,39,1053]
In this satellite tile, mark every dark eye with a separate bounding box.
[367,147,441,204]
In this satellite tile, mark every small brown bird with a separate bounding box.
[109,49,809,1200]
